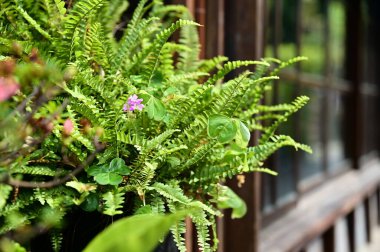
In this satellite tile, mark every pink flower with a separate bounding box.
[123,94,144,112]
[0,77,20,102]
[63,119,74,135]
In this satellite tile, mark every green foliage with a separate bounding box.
[102,189,125,216]
[83,211,190,252]
[87,158,130,185]
[211,184,247,219]
[0,0,311,251]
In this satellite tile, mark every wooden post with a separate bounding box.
[224,0,265,252]
[344,0,363,169]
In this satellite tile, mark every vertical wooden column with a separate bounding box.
[223,0,265,252]
[194,0,206,59]
[347,211,356,252]
[345,0,363,169]
[364,197,372,243]
[323,226,336,252]
[205,0,225,58]
[204,2,226,251]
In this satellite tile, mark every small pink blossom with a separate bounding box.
[63,119,74,135]
[123,94,144,112]
[0,77,20,102]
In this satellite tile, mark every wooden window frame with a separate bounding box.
[165,0,380,251]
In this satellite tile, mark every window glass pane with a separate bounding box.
[276,82,297,201]
[327,91,347,171]
[261,175,274,213]
[329,0,346,78]
[279,0,297,62]
[301,0,326,74]
[362,94,379,156]
[299,87,324,180]
[265,0,297,64]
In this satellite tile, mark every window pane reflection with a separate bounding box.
[329,0,346,78]
[327,91,347,171]
[276,82,297,202]
[363,94,379,155]
[301,0,326,75]
[299,87,324,180]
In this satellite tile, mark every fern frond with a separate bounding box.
[129,161,157,191]
[176,10,200,72]
[198,56,229,73]
[249,167,278,175]
[168,85,212,128]
[143,129,179,154]
[203,60,269,86]
[64,86,102,123]
[102,189,124,216]
[152,4,187,18]
[51,231,63,252]
[192,211,211,252]
[170,219,186,252]
[66,105,96,151]
[177,139,218,173]
[0,184,12,209]
[83,21,113,70]
[259,96,310,143]
[150,182,190,204]
[141,19,199,85]
[149,194,166,214]
[60,0,104,61]
[269,56,308,76]
[11,165,58,176]
[113,17,158,73]
[98,0,128,36]
[167,72,208,87]
[15,5,51,39]
[249,135,312,167]
[53,0,66,16]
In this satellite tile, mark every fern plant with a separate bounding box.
[0,0,311,251]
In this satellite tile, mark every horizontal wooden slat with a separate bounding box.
[259,158,380,252]
[279,70,352,92]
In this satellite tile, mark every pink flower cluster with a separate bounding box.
[123,94,144,112]
[0,77,19,102]
[63,119,74,135]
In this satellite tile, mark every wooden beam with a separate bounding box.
[259,159,380,252]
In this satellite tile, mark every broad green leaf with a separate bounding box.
[134,205,153,215]
[234,120,251,148]
[87,158,130,185]
[216,185,247,219]
[147,97,166,121]
[207,115,237,143]
[109,158,130,175]
[86,165,104,176]
[94,173,123,185]
[66,181,97,193]
[80,193,99,212]
[83,212,189,252]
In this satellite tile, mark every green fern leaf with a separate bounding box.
[60,0,104,61]
[102,189,124,216]
[0,184,12,209]
[203,60,269,86]
[15,5,51,39]
[141,19,200,85]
